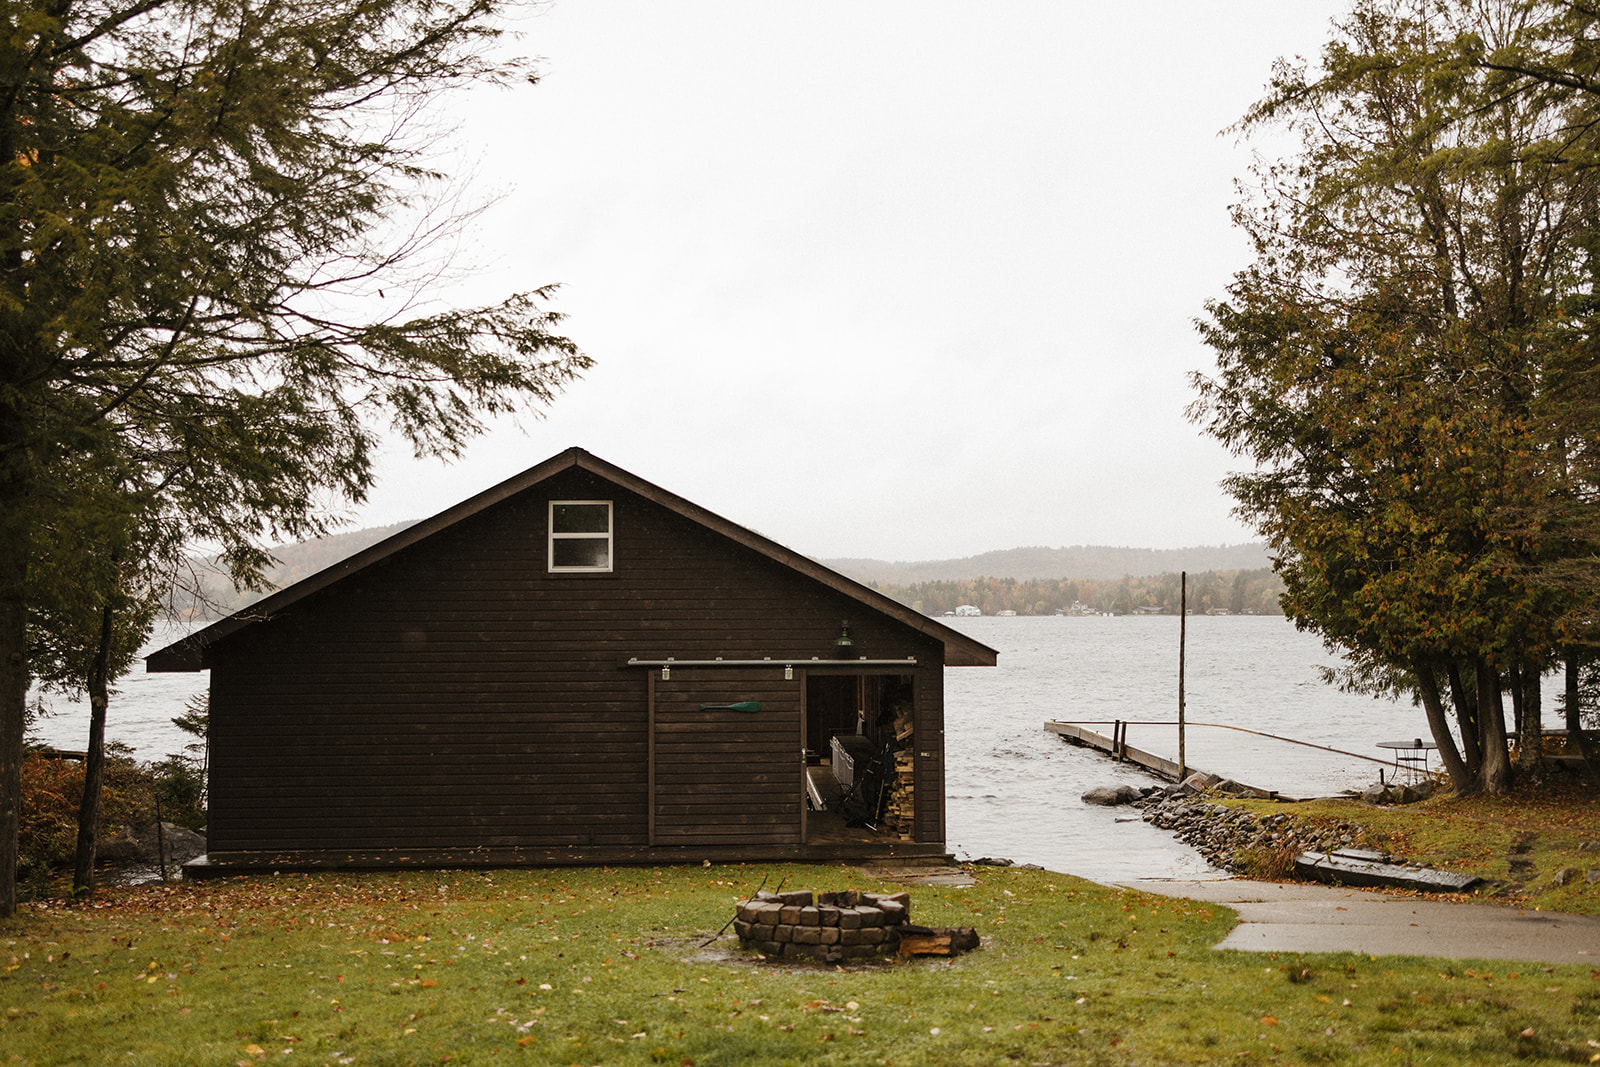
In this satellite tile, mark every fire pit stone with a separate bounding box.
[733,889,972,961]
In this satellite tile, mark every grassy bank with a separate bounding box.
[1230,780,1600,916]
[2,864,1598,1065]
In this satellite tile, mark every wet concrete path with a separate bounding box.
[1120,878,1600,965]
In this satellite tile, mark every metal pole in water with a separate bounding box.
[1178,571,1187,781]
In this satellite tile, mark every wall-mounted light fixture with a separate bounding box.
[834,621,853,657]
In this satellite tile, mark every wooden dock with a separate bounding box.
[1044,720,1279,799]
[1046,720,1185,780]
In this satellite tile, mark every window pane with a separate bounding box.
[552,537,609,569]
[553,503,610,534]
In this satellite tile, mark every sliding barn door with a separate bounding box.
[649,667,802,846]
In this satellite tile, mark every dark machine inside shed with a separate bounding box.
[804,673,916,841]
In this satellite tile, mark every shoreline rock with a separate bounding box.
[1080,784,1145,806]
[101,821,207,886]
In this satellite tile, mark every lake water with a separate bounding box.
[940,615,1435,882]
[29,615,1481,884]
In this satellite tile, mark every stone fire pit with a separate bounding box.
[733,889,977,962]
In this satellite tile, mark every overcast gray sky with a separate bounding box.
[351,1,1339,562]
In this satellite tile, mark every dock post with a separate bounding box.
[1178,571,1187,781]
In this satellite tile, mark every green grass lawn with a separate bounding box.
[2,864,1598,1065]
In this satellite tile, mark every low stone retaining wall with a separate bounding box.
[734,889,911,961]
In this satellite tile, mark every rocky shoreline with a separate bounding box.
[1082,773,1379,875]
[1141,795,1365,871]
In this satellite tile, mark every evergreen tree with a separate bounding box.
[0,0,590,914]
[1192,0,1599,794]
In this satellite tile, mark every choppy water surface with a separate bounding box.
[29,624,209,764]
[31,615,1451,883]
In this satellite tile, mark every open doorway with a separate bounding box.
[803,673,914,843]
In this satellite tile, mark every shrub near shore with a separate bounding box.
[2,865,1599,1065]
[18,751,205,898]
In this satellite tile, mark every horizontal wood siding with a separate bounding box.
[206,467,948,857]
[650,668,800,846]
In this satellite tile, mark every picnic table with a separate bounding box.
[1377,738,1435,783]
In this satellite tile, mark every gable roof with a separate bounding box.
[147,446,999,671]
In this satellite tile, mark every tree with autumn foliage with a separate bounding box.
[1193,0,1600,795]
[0,0,592,915]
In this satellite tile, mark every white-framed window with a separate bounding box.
[549,500,613,572]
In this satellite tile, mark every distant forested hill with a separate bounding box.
[255,521,421,590]
[864,569,1286,617]
[822,543,1271,585]
[175,520,419,620]
[176,529,1274,621]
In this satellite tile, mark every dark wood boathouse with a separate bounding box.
[148,447,997,873]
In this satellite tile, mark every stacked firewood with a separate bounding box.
[883,701,916,838]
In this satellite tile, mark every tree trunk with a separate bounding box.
[1447,662,1481,773]
[0,433,30,918]
[1413,660,1475,793]
[1566,654,1600,787]
[1514,663,1544,779]
[1477,661,1512,795]
[72,605,116,899]
[0,546,24,919]
[0,58,35,921]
